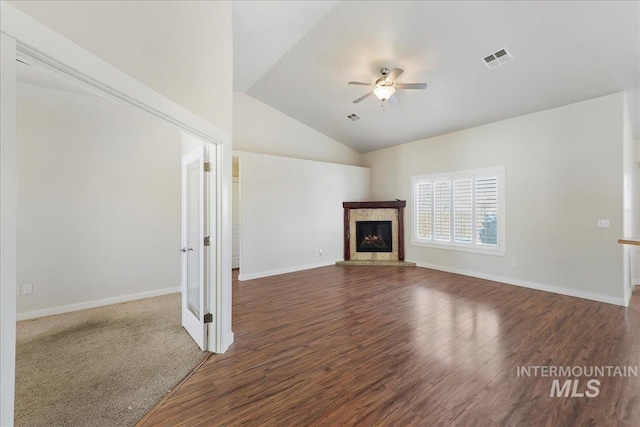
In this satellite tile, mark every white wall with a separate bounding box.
[234,93,362,166]
[234,150,370,280]
[17,83,182,318]
[9,0,233,134]
[363,93,626,305]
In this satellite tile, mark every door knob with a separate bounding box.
[179,247,187,253]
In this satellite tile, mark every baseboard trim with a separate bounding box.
[220,332,234,353]
[238,261,336,281]
[17,287,181,320]
[625,278,639,306]
[409,261,627,307]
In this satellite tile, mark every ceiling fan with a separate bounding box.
[348,68,427,107]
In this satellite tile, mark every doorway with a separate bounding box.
[13,61,212,426]
[1,11,234,424]
[232,156,241,271]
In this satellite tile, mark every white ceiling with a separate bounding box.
[232,1,338,92]
[237,1,640,153]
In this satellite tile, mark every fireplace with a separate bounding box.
[356,221,392,252]
[341,201,406,262]
[339,200,415,267]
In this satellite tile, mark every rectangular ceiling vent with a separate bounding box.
[347,113,362,122]
[482,47,513,69]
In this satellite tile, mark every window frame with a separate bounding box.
[411,166,506,256]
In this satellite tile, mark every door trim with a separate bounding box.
[0,32,18,427]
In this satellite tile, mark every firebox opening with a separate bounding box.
[356,221,392,253]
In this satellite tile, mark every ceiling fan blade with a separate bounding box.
[388,94,399,106]
[353,92,373,103]
[385,68,404,82]
[348,81,373,86]
[395,82,428,90]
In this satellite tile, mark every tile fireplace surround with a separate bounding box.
[337,201,416,267]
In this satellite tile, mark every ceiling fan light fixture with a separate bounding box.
[349,67,427,105]
[373,85,395,101]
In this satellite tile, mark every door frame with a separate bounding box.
[0,3,234,424]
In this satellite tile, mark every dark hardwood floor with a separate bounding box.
[139,266,640,426]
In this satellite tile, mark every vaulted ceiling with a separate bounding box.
[233,1,640,153]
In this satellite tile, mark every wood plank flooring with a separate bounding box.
[139,266,640,426]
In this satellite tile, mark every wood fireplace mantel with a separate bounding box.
[343,201,406,209]
[343,200,406,261]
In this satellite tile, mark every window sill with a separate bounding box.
[411,240,506,256]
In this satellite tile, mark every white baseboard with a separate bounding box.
[220,331,234,353]
[626,279,639,306]
[409,261,627,307]
[17,287,181,320]
[238,260,336,281]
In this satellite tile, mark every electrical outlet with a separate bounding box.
[311,248,318,255]
[597,219,610,228]
[23,284,33,294]
[16,285,21,296]
[510,259,517,267]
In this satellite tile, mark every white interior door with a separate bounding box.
[181,146,207,350]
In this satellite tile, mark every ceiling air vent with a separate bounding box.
[483,54,499,69]
[347,113,362,122]
[482,47,513,69]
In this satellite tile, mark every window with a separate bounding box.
[411,166,505,255]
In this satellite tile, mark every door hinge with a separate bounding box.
[204,236,210,246]
[204,162,211,172]
[204,313,213,323]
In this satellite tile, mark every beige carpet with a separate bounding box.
[15,293,208,427]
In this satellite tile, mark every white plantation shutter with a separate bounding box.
[412,167,504,254]
[433,180,451,241]
[415,181,432,239]
[475,176,498,245]
[453,179,473,243]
